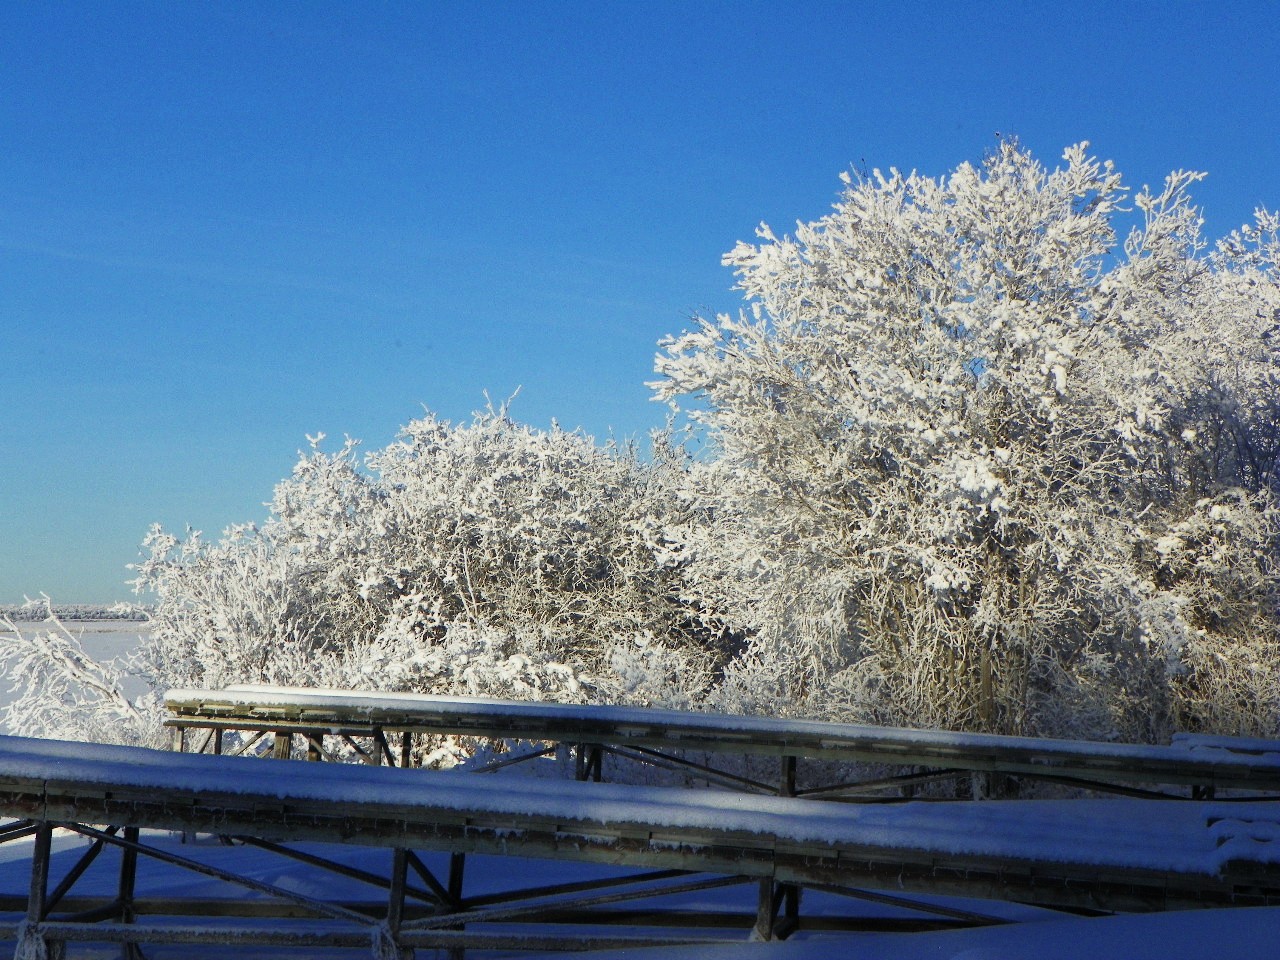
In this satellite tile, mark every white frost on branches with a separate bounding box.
[654,141,1280,738]
[1,597,158,747]
[33,408,730,748]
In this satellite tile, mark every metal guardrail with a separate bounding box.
[166,685,1280,800]
[2,733,1280,957]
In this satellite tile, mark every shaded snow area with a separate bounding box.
[583,907,1280,960]
[0,833,1273,959]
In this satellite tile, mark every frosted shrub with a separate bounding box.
[10,142,1278,751]
[1,599,161,747]
[1148,491,1280,735]
[74,407,733,746]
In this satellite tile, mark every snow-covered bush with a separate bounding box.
[34,406,727,746]
[1,599,161,747]
[654,141,1280,738]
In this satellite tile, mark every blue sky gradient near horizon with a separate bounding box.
[2,2,1278,604]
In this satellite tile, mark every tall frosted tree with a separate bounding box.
[654,142,1280,739]
[6,142,1277,750]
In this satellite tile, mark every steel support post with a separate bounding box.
[447,853,466,960]
[589,745,603,782]
[779,756,796,797]
[272,731,292,760]
[117,826,144,960]
[399,732,414,768]
[753,879,778,940]
[17,822,55,959]
[573,743,604,781]
[381,849,412,960]
[773,755,800,938]
[778,883,800,939]
[447,853,466,904]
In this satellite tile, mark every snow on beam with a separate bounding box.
[0,734,1279,914]
[165,686,1280,793]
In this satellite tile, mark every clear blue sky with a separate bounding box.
[2,2,1278,604]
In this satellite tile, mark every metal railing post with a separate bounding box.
[118,826,144,959]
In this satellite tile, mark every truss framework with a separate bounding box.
[0,814,1020,958]
[167,685,1280,800]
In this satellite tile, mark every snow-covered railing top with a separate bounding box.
[0,733,1277,913]
[164,685,1280,795]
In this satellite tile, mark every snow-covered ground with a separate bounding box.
[584,907,1280,960]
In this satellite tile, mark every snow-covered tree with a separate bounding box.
[74,406,726,749]
[654,142,1280,739]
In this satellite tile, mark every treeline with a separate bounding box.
[1,603,151,622]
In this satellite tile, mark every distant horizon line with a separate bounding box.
[1,601,152,622]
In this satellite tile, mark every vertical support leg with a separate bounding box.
[446,853,466,960]
[399,732,413,768]
[170,726,186,754]
[780,883,800,938]
[771,755,800,938]
[374,848,412,960]
[377,729,401,766]
[211,729,222,756]
[753,878,777,941]
[574,744,603,782]
[387,849,407,931]
[306,733,322,762]
[17,822,54,959]
[447,853,466,906]
[272,731,292,760]
[118,826,144,960]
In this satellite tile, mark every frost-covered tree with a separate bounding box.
[82,407,728,749]
[655,142,1280,739]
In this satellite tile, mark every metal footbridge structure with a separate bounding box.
[0,687,1275,957]
[167,684,1280,800]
